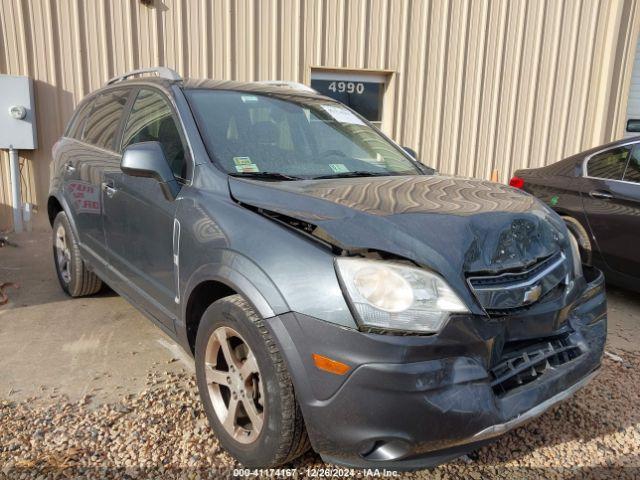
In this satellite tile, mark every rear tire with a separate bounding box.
[52,211,102,297]
[195,294,310,467]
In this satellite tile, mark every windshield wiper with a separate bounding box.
[311,171,400,180]
[229,172,304,181]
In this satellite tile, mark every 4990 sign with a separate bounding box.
[326,80,366,94]
[311,78,383,123]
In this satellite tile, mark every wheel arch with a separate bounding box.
[184,279,237,354]
[561,214,593,265]
[47,193,80,239]
[180,258,289,354]
[47,195,63,226]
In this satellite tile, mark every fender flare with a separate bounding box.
[180,252,289,323]
[48,192,80,239]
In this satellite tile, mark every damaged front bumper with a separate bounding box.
[265,267,607,470]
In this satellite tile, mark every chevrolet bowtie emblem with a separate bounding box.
[523,284,543,304]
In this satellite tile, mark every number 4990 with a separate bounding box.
[328,81,365,94]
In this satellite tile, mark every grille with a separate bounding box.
[490,333,582,397]
[467,252,568,310]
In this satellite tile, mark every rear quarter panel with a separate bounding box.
[516,157,586,220]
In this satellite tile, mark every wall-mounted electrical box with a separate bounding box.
[0,75,37,150]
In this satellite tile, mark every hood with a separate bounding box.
[228,174,568,296]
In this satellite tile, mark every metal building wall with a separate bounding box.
[0,0,639,229]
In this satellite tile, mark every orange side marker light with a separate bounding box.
[312,353,350,375]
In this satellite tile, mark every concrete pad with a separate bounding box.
[606,285,640,353]
[0,228,190,405]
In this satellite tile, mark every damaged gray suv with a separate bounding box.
[48,67,607,469]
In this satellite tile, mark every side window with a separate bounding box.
[82,89,130,150]
[66,98,95,140]
[624,146,640,184]
[586,147,630,180]
[122,89,187,181]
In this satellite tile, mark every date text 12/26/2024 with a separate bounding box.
[233,468,399,478]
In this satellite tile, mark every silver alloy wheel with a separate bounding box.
[55,224,72,284]
[204,326,265,444]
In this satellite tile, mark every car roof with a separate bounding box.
[182,78,322,98]
[81,77,175,102]
[576,135,640,157]
[515,135,640,177]
[91,76,329,101]
[558,135,640,167]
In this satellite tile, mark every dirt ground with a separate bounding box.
[1,226,639,479]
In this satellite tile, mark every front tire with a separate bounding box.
[52,211,102,297]
[195,294,309,467]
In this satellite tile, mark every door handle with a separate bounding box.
[64,162,76,173]
[101,181,117,198]
[589,190,613,200]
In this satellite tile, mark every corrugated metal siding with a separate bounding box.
[0,0,639,229]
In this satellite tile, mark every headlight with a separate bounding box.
[567,232,583,279]
[335,258,469,333]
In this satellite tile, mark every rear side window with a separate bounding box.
[624,146,640,183]
[586,147,630,180]
[82,89,130,150]
[122,89,187,180]
[66,99,94,139]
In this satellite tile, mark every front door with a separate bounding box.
[102,88,189,329]
[581,143,640,277]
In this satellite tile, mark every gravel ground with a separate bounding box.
[1,350,639,480]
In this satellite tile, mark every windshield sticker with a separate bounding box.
[233,156,253,166]
[241,95,259,103]
[329,163,349,173]
[235,163,260,173]
[321,104,366,126]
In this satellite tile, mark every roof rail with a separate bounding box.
[258,80,316,93]
[106,67,181,86]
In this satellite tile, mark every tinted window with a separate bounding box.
[66,98,94,139]
[624,146,640,183]
[586,147,630,180]
[82,89,130,150]
[122,89,187,180]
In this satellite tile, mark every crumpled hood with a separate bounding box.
[229,174,568,294]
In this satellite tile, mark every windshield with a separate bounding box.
[185,89,423,179]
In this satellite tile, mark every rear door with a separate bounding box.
[581,143,640,276]
[61,98,94,230]
[63,89,131,266]
[102,87,189,329]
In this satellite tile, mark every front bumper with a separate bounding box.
[265,267,607,469]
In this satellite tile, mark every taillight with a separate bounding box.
[509,176,525,189]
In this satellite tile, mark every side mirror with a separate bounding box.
[121,141,179,201]
[402,146,418,160]
[627,119,640,133]
[401,145,436,174]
